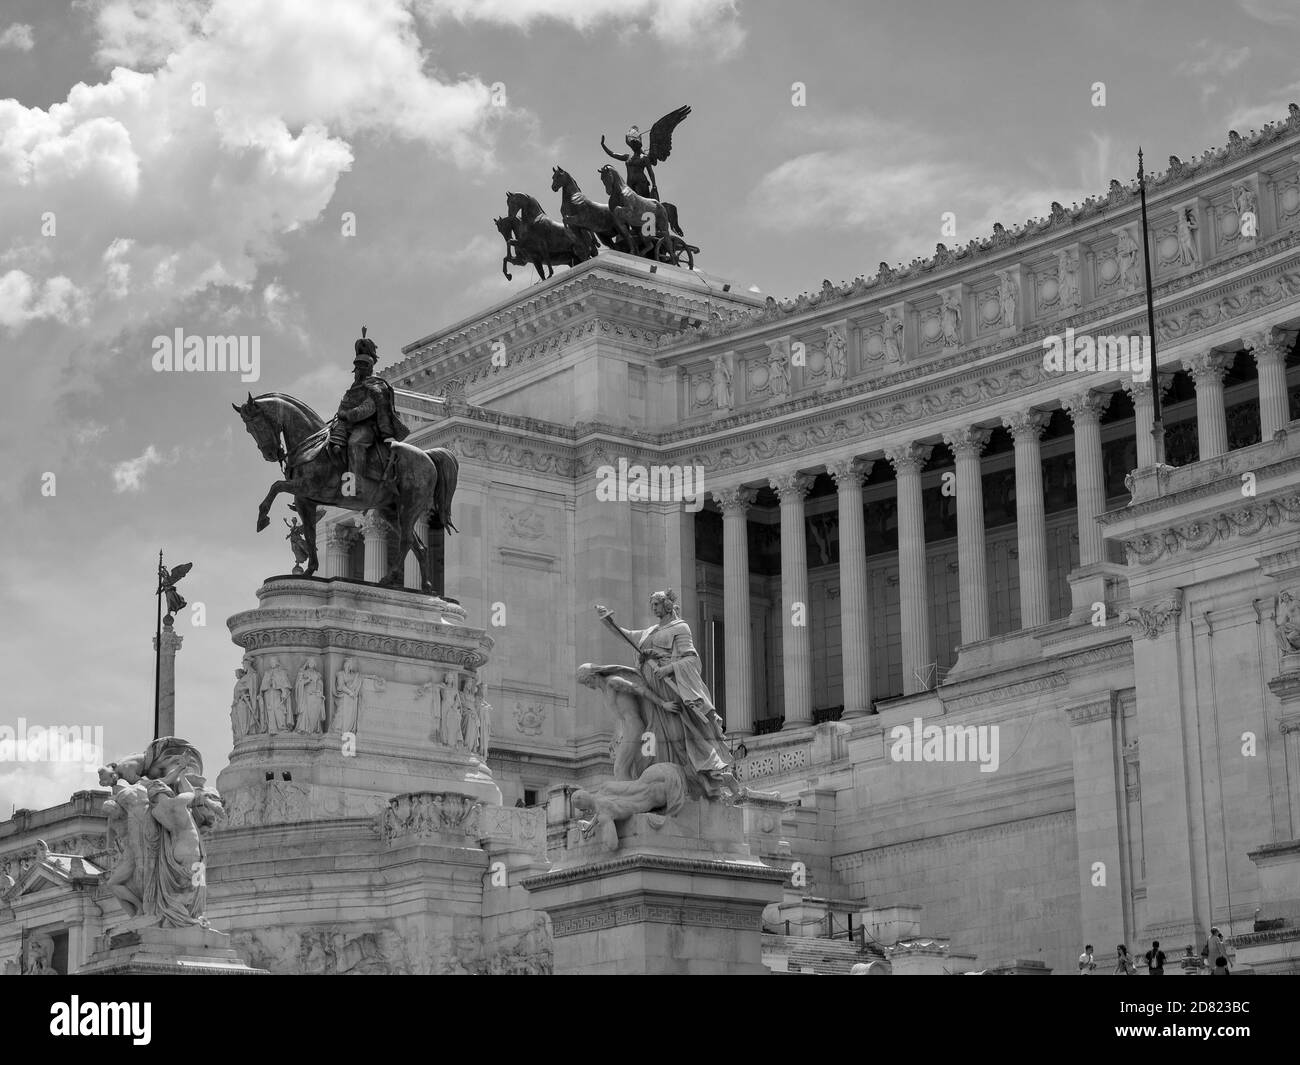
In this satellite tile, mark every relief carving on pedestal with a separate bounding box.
[1119,590,1184,640]
[500,506,546,541]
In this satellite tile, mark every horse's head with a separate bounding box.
[550,166,569,192]
[232,392,281,463]
[598,165,620,195]
[493,216,514,240]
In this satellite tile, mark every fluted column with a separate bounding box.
[324,522,356,579]
[828,458,873,718]
[886,442,934,694]
[361,511,390,583]
[1001,410,1052,628]
[154,615,183,739]
[770,470,815,728]
[1062,391,1112,567]
[1182,350,1232,459]
[405,515,430,589]
[1126,379,1157,469]
[1248,331,1291,438]
[715,486,757,736]
[943,426,992,644]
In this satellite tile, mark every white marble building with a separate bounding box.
[6,108,1300,974]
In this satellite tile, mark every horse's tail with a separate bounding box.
[426,447,459,533]
[665,202,684,237]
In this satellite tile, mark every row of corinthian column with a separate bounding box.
[710,331,1294,736]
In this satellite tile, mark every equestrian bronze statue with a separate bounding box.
[234,328,458,593]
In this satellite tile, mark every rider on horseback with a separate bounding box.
[329,328,409,481]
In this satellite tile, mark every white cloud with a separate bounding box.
[0,22,34,51]
[1175,40,1250,80]
[1223,86,1300,132]
[0,0,505,344]
[417,0,744,56]
[0,761,102,819]
[111,443,165,491]
[1238,0,1300,30]
[0,270,85,330]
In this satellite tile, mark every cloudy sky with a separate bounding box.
[2,0,1298,813]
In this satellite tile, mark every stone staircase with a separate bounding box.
[761,933,886,975]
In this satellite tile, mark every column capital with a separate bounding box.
[942,425,992,457]
[1246,330,1289,367]
[1001,408,1051,440]
[1061,389,1112,424]
[769,470,815,500]
[885,442,933,476]
[325,522,358,547]
[827,457,874,487]
[1181,349,1232,382]
[713,485,758,513]
[1125,371,1177,402]
[361,510,392,537]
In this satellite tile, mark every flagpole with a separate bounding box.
[1137,148,1166,465]
[154,548,163,740]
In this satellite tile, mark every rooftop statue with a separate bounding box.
[233,327,459,592]
[575,589,745,850]
[600,105,691,202]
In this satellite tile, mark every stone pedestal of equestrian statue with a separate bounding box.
[219,577,502,821]
[522,799,784,975]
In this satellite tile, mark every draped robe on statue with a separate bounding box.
[614,618,733,801]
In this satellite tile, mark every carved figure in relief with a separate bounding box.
[883,310,904,362]
[999,273,1018,326]
[1116,229,1141,290]
[1176,208,1199,265]
[462,676,482,752]
[25,933,58,975]
[260,656,294,733]
[940,295,961,346]
[1232,184,1257,218]
[709,353,733,409]
[1277,591,1300,656]
[333,659,384,734]
[294,658,327,734]
[230,664,253,741]
[438,670,462,748]
[768,349,790,397]
[825,326,848,382]
[1057,249,1080,309]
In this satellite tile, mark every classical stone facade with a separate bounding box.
[8,109,1300,974]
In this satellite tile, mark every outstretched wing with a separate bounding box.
[645,105,691,166]
[168,562,193,584]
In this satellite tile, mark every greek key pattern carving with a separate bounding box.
[550,903,761,938]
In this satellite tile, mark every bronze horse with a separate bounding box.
[498,192,593,280]
[234,392,457,593]
[597,165,696,268]
[551,165,629,254]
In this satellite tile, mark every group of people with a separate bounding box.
[1079,929,1232,974]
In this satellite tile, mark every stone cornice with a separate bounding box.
[521,851,784,891]
[1064,692,1118,727]
[392,255,760,382]
[1118,490,1300,566]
